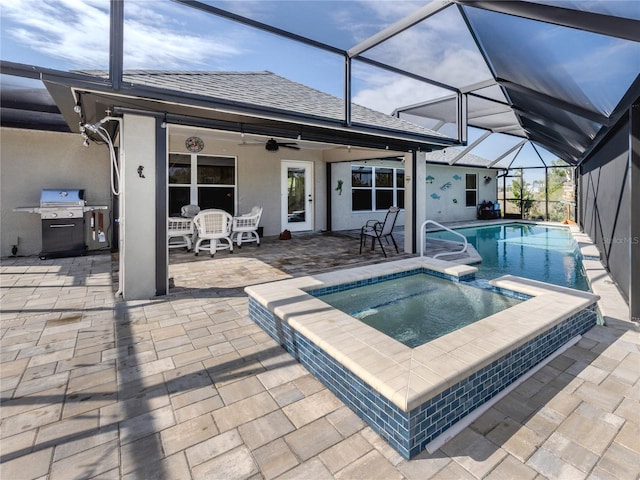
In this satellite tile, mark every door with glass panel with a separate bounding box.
[281,160,313,231]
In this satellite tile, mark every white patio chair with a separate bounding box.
[231,206,263,248]
[168,217,194,250]
[180,204,200,218]
[193,209,234,257]
[359,206,400,258]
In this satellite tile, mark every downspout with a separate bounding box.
[155,116,168,296]
[411,150,417,253]
[326,162,332,231]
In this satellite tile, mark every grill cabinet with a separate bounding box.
[13,189,109,259]
[39,189,87,259]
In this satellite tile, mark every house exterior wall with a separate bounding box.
[423,164,498,223]
[1,125,335,261]
[329,160,499,232]
[330,159,407,231]
[168,130,326,236]
[0,127,112,257]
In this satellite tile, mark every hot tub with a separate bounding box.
[246,257,599,458]
[311,272,524,348]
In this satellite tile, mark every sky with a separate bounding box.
[0,0,489,109]
[2,0,638,169]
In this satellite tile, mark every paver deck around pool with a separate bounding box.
[1,226,638,480]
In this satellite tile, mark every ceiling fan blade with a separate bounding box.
[281,144,300,150]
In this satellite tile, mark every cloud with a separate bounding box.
[353,72,447,115]
[2,0,243,69]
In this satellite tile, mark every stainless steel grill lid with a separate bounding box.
[40,189,86,207]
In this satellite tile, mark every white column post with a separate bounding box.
[120,113,157,299]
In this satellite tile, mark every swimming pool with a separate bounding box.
[315,273,522,347]
[428,223,589,291]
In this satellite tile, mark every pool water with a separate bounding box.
[429,223,589,291]
[315,273,522,348]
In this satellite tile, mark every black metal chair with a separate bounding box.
[359,206,400,258]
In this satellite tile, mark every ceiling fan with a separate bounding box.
[238,135,299,151]
[264,138,299,151]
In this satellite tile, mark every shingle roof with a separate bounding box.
[423,148,493,168]
[77,70,447,139]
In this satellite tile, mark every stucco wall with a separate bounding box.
[424,164,498,223]
[330,159,407,231]
[329,160,499,231]
[0,127,112,257]
[169,130,326,236]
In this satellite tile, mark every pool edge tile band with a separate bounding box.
[248,296,597,459]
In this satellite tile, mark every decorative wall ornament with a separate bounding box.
[185,136,204,153]
[440,182,452,190]
[430,193,441,200]
[335,179,343,195]
[426,175,435,184]
[453,198,458,204]
[453,174,462,181]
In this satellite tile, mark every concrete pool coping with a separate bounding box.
[245,256,600,413]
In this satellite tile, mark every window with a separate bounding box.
[465,173,477,207]
[352,165,405,211]
[352,166,372,211]
[168,154,236,216]
[168,154,190,184]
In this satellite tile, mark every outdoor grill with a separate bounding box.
[14,189,108,259]
[39,188,87,219]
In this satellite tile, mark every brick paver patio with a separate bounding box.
[1,231,638,479]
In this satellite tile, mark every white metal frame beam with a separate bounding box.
[449,130,491,165]
[348,0,454,58]
[487,139,527,168]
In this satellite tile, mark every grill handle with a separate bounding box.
[49,224,77,228]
